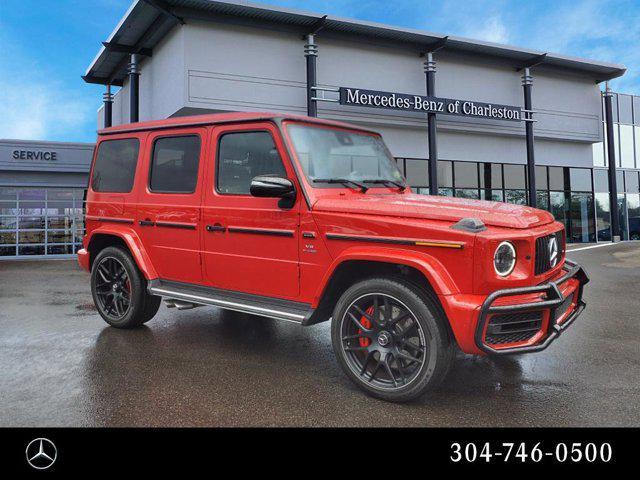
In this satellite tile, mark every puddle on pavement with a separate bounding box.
[68,303,97,317]
[603,248,640,268]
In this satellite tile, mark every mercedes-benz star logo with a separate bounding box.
[26,438,57,470]
[377,331,391,347]
[548,236,559,267]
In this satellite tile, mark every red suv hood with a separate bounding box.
[312,192,554,229]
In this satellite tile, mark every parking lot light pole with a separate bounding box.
[103,84,113,128]
[603,82,621,242]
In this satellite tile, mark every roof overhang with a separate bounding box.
[84,0,627,86]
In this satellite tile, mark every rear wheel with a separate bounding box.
[91,246,160,328]
[331,277,453,402]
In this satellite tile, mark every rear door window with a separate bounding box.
[149,135,201,193]
[91,138,140,193]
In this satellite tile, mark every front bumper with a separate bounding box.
[474,259,589,355]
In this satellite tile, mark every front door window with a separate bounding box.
[216,131,287,195]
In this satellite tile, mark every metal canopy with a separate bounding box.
[84,0,626,86]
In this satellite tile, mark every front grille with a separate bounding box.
[485,311,543,345]
[534,230,565,275]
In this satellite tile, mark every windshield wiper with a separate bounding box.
[361,179,407,191]
[312,178,368,193]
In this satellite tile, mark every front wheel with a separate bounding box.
[91,246,161,328]
[331,277,453,402]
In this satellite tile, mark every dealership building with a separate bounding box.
[2,0,640,259]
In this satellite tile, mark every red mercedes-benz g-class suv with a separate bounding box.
[79,112,588,402]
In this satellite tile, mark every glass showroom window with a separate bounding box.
[535,166,550,211]
[0,187,85,258]
[550,191,569,233]
[401,158,430,194]
[595,193,612,241]
[534,167,596,243]
[610,170,640,241]
[547,168,596,243]
[594,169,611,241]
[437,160,454,197]
[625,170,640,240]
[619,124,635,169]
[479,163,503,201]
[0,188,17,256]
[618,194,628,240]
[626,170,640,193]
[503,164,527,205]
[548,166,569,233]
[569,191,595,243]
[453,161,479,199]
[627,193,640,240]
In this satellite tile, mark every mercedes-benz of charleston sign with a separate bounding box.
[339,87,522,121]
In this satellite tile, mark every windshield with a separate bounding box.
[286,124,405,188]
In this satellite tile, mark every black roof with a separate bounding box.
[84,0,626,86]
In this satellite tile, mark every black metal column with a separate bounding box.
[425,52,438,195]
[103,84,113,128]
[522,68,536,207]
[128,54,140,123]
[305,34,318,117]
[604,82,621,242]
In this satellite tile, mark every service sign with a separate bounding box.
[12,150,58,161]
[339,87,522,122]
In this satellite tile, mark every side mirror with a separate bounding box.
[250,175,296,208]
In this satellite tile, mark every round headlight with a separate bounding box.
[494,241,516,277]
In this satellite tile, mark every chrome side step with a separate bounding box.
[148,279,311,324]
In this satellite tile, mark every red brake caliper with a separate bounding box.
[358,306,374,347]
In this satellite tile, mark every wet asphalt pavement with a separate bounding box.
[1,242,639,427]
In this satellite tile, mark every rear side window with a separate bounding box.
[217,131,287,195]
[149,135,201,193]
[91,139,139,193]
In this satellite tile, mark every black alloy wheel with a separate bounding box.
[340,293,427,390]
[331,277,453,402]
[94,256,132,321]
[91,246,161,328]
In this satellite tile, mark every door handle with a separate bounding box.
[139,219,155,227]
[206,223,226,232]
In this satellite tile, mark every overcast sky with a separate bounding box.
[0,0,638,143]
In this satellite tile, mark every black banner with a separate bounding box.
[339,86,523,121]
[0,428,635,474]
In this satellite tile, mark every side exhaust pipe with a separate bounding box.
[164,299,200,310]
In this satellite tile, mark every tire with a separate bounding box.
[91,246,161,328]
[331,277,453,402]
